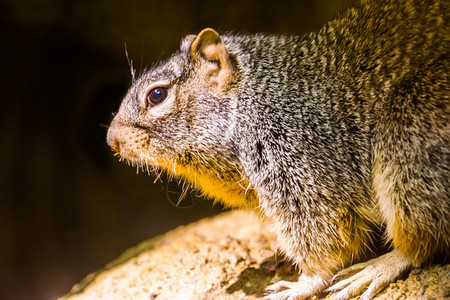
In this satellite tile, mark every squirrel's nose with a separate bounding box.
[106,122,121,153]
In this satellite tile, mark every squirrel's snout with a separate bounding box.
[106,123,121,153]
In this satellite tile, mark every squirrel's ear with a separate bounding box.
[190,28,232,90]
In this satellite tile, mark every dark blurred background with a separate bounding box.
[0,0,352,299]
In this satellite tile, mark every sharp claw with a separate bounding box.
[265,275,327,300]
[327,250,412,300]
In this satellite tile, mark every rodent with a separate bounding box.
[106,0,449,299]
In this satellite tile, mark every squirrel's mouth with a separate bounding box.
[112,148,176,179]
[109,138,188,178]
[107,118,164,169]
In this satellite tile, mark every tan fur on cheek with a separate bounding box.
[162,163,259,209]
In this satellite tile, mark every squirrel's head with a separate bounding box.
[107,28,257,208]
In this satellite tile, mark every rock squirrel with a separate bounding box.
[106,0,449,299]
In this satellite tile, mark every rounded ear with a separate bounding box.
[189,28,232,90]
[190,28,223,61]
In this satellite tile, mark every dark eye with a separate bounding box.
[146,87,168,108]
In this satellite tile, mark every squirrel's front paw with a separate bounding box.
[328,249,412,300]
[265,274,327,300]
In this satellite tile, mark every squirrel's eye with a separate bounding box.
[146,87,168,108]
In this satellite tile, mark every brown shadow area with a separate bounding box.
[227,255,299,297]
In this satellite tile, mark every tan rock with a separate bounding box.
[61,210,450,300]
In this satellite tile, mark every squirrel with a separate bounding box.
[106,0,449,299]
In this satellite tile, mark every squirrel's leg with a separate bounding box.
[329,137,449,299]
[328,169,423,300]
[264,205,376,300]
[327,249,411,300]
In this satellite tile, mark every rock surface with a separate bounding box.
[61,210,449,300]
